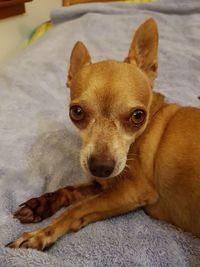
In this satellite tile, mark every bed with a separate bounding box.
[0,0,200,266]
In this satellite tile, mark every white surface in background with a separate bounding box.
[0,0,62,63]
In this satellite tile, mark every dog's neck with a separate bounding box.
[134,91,167,149]
[129,91,178,176]
[149,91,167,120]
[129,91,167,160]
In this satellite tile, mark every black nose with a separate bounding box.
[88,156,115,177]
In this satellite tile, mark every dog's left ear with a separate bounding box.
[125,18,158,87]
[67,41,91,87]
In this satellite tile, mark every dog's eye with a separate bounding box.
[131,109,146,125]
[70,106,84,121]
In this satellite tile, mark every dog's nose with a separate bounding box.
[88,156,115,177]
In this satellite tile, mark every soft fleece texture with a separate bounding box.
[0,0,200,266]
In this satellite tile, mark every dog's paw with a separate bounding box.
[14,193,57,223]
[6,228,54,250]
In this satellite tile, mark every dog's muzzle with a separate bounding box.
[88,156,115,178]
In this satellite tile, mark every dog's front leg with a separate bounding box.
[7,173,158,250]
[14,181,105,223]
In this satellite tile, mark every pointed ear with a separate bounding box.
[67,41,91,87]
[125,18,158,87]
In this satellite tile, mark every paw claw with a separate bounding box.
[14,199,43,223]
[14,194,57,223]
[5,241,14,248]
[19,202,26,207]
[14,206,36,223]
[5,229,53,251]
[19,240,29,249]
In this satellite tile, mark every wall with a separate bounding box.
[0,0,62,63]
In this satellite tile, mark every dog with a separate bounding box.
[7,18,200,250]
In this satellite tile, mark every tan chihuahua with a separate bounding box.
[7,18,200,250]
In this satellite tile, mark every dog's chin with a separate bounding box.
[91,167,126,181]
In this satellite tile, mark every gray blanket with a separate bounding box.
[0,0,200,266]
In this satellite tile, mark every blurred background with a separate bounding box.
[0,0,153,64]
[0,0,62,63]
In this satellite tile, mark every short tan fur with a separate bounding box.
[8,18,200,250]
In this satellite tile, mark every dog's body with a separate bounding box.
[138,101,200,236]
[7,18,200,250]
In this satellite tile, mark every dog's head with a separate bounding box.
[67,18,158,179]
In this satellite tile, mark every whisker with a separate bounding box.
[125,164,130,170]
[128,153,138,156]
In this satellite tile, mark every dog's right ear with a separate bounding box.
[67,41,91,88]
[125,18,158,87]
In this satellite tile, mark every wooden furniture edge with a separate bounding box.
[0,0,32,19]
